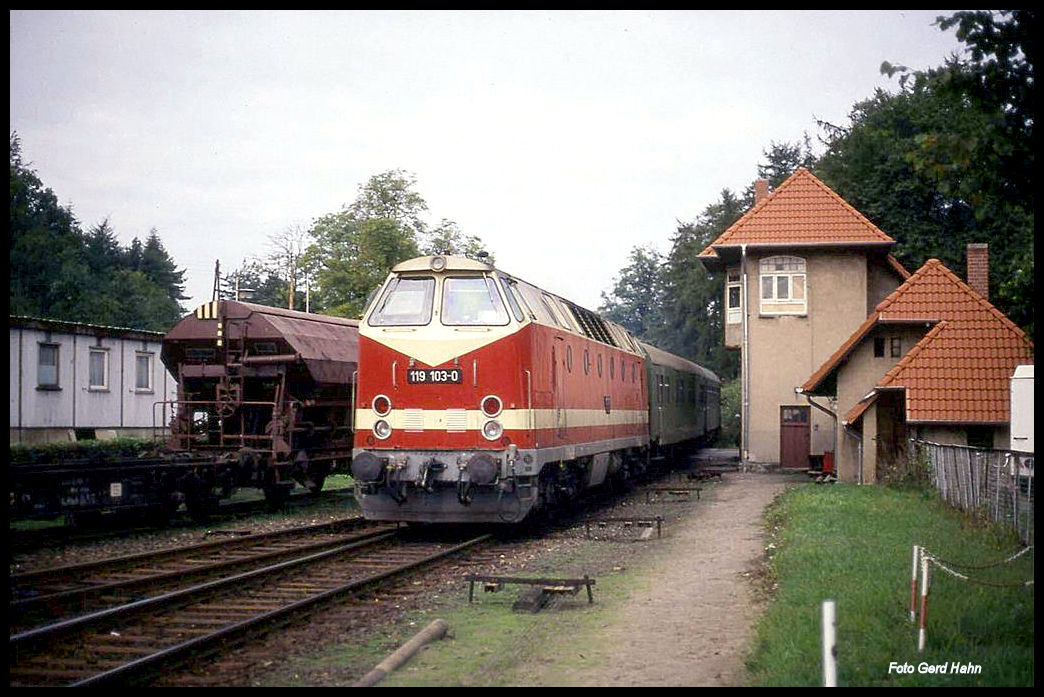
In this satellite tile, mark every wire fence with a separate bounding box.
[909,439,1034,545]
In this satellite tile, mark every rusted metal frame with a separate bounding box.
[465,574,596,603]
[65,533,491,687]
[584,516,663,539]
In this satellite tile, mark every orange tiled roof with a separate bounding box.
[698,168,894,258]
[806,259,1033,425]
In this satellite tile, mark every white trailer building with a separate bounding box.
[10,316,176,445]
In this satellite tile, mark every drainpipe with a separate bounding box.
[741,244,750,465]
[797,388,839,478]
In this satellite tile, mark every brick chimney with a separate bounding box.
[754,178,770,204]
[966,243,989,299]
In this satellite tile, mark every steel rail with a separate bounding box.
[10,530,401,649]
[10,525,394,623]
[70,533,492,687]
[11,517,367,586]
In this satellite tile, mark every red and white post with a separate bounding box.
[909,545,920,623]
[917,554,931,652]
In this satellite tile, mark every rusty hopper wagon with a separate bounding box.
[161,300,359,507]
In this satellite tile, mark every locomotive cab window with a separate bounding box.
[368,277,435,326]
[442,276,510,326]
[499,276,529,322]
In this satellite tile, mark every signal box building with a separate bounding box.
[698,168,1033,482]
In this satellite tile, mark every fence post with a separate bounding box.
[917,555,931,652]
[909,545,919,623]
[822,600,837,687]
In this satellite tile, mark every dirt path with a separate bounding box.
[526,470,795,687]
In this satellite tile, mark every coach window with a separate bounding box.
[759,256,806,315]
[37,343,60,390]
[583,349,590,375]
[368,277,435,326]
[135,352,154,393]
[88,347,110,391]
[442,277,510,326]
[566,345,573,373]
[597,354,603,377]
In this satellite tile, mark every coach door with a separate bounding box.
[780,405,811,469]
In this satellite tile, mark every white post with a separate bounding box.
[822,599,837,687]
[909,545,920,622]
[917,555,930,652]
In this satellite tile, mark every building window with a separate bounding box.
[38,343,60,389]
[966,426,993,450]
[89,348,109,390]
[759,256,806,315]
[874,337,902,358]
[135,352,154,392]
[727,282,742,325]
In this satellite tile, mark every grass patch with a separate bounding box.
[259,526,663,687]
[746,483,1034,687]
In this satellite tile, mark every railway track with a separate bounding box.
[9,523,492,687]
[10,516,387,629]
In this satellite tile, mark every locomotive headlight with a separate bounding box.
[373,419,393,440]
[372,394,392,417]
[480,394,503,418]
[430,256,447,272]
[481,419,503,441]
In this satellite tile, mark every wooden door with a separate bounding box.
[780,405,810,469]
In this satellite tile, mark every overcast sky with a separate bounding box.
[10,10,967,315]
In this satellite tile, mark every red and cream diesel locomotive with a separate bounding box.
[350,255,719,523]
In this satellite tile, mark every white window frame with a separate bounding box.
[135,351,155,393]
[726,279,742,325]
[37,343,60,389]
[759,256,807,315]
[88,347,110,391]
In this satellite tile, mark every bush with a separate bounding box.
[10,437,158,464]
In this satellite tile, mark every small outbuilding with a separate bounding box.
[10,315,177,445]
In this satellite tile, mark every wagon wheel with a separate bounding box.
[262,462,293,509]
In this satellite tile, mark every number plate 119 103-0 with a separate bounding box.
[407,368,463,384]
